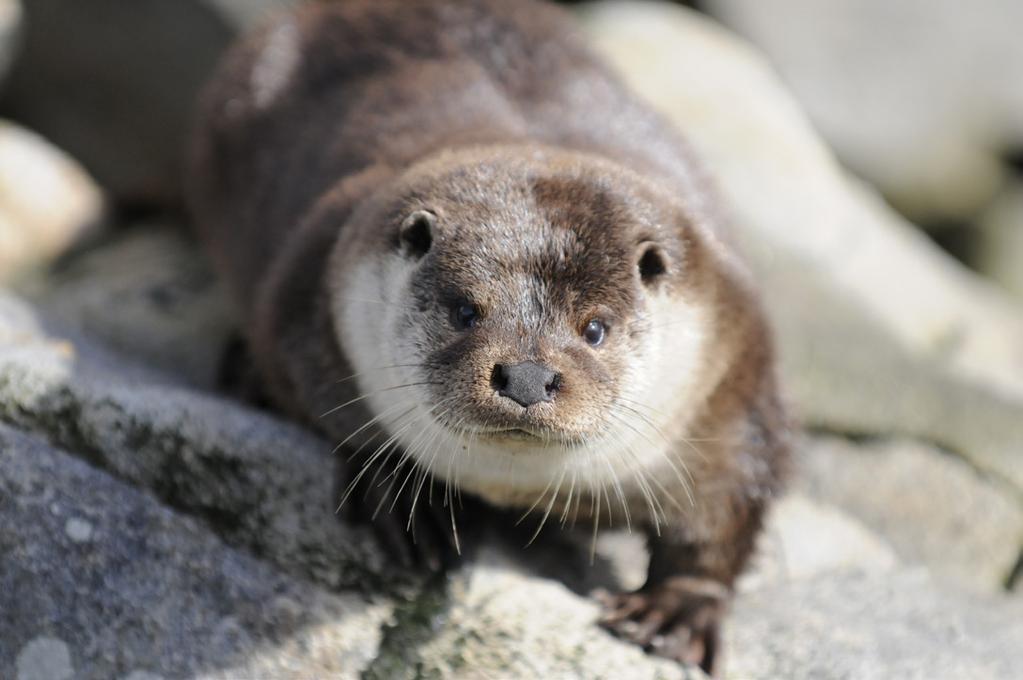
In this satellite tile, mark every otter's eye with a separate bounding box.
[399,210,435,258]
[582,319,606,346]
[452,302,479,330]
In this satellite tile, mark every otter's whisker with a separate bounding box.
[559,469,577,527]
[405,411,451,529]
[526,464,567,546]
[319,381,441,419]
[332,362,440,385]
[606,410,668,531]
[516,473,557,526]
[332,400,417,455]
[608,404,693,510]
[600,426,636,532]
[385,403,457,514]
[336,408,420,512]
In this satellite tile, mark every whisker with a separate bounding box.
[319,381,441,419]
[336,398,455,513]
[333,362,440,385]
[609,404,695,509]
[331,400,416,455]
[527,465,567,546]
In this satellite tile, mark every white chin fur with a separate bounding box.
[333,255,709,503]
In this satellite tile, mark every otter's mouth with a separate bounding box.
[463,425,588,448]
[487,427,545,442]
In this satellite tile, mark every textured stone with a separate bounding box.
[704,0,1023,223]
[0,286,384,593]
[19,225,233,388]
[796,436,1023,592]
[392,564,695,680]
[0,120,104,281]
[0,424,392,680]
[977,181,1023,302]
[740,493,898,592]
[727,570,1023,680]
[14,637,74,680]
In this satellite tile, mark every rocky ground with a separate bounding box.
[1,1,1021,679]
[703,0,1023,301]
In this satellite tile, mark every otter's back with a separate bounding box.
[188,0,708,310]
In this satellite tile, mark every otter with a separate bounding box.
[187,0,789,673]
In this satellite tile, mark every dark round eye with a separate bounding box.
[452,302,479,330]
[582,319,606,346]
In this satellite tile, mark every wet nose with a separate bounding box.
[490,361,561,407]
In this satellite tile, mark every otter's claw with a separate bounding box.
[594,576,729,676]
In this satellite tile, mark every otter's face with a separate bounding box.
[332,150,717,500]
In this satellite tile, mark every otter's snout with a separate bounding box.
[490,361,561,407]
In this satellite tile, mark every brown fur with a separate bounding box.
[187,0,789,674]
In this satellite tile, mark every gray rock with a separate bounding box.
[977,181,1023,302]
[727,570,1023,680]
[14,637,73,680]
[0,119,104,281]
[0,286,385,592]
[796,436,1023,593]
[375,563,695,680]
[703,0,1023,224]
[0,424,393,680]
[18,224,233,388]
[761,243,1023,495]
[740,493,898,593]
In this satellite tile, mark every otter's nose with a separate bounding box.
[491,361,560,407]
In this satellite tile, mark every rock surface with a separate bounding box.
[797,436,1023,593]
[18,225,232,388]
[0,1,1021,679]
[0,424,392,680]
[728,570,1023,680]
[977,181,1023,302]
[0,120,104,281]
[703,0,1023,224]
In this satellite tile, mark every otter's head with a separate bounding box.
[328,146,740,503]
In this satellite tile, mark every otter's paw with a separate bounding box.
[594,576,729,676]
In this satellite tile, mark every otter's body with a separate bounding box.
[188,0,788,673]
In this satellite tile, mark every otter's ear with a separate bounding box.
[399,210,436,258]
[637,242,668,287]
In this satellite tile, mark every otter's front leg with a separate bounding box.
[596,505,766,676]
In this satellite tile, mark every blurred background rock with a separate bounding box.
[0,1,1020,678]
